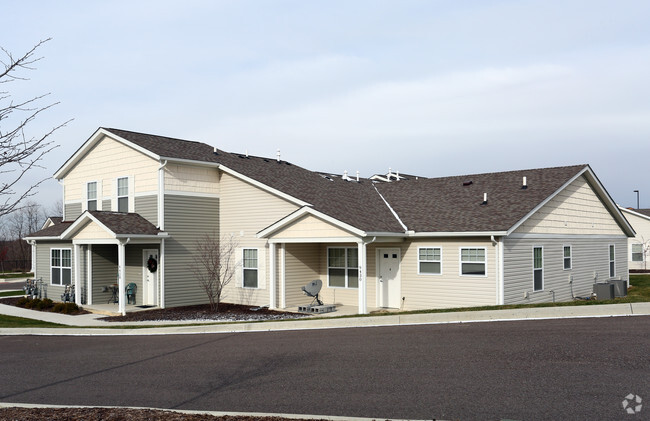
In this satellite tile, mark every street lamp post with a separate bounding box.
[634,190,640,209]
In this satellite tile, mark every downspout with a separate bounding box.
[160,237,165,308]
[358,236,377,314]
[491,235,505,305]
[158,160,167,230]
[118,237,131,316]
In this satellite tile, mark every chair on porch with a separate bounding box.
[126,283,137,305]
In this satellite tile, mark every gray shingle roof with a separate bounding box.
[88,211,161,236]
[29,221,74,238]
[103,128,590,234]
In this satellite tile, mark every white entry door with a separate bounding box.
[142,249,158,306]
[378,248,401,308]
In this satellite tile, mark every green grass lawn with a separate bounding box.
[0,314,66,328]
[0,273,33,279]
[0,290,23,297]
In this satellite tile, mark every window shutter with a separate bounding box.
[96,180,103,210]
[81,182,87,212]
[128,176,135,212]
[112,178,117,211]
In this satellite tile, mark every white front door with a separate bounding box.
[142,249,158,306]
[378,248,401,308]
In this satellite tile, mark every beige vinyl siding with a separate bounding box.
[135,195,158,226]
[73,220,113,240]
[35,241,75,300]
[398,238,497,310]
[65,202,82,220]
[164,163,219,195]
[63,135,159,203]
[515,176,625,235]
[102,199,111,211]
[163,194,219,307]
[273,215,355,239]
[503,236,628,304]
[623,211,650,270]
[284,243,320,307]
[91,244,117,304]
[219,172,299,307]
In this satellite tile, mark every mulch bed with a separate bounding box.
[0,296,90,315]
[0,407,327,420]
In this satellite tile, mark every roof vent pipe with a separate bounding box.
[522,176,527,189]
[246,149,249,158]
[396,170,400,181]
[482,192,488,205]
[356,171,360,182]
[213,146,218,155]
[343,170,349,181]
[276,149,281,163]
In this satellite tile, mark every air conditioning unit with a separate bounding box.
[610,279,628,297]
[593,283,615,300]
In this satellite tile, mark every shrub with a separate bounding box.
[52,302,64,313]
[36,298,54,310]
[16,297,29,307]
[60,303,79,314]
[24,298,40,309]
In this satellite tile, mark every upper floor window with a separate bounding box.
[533,246,543,291]
[242,248,258,288]
[117,177,129,212]
[51,248,71,286]
[563,245,572,270]
[632,244,644,262]
[418,247,441,275]
[460,247,486,276]
[609,245,615,277]
[328,247,358,288]
[87,181,97,211]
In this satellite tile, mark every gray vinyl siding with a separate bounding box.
[135,195,158,226]
[163,194,219,307]
[503,236,628,304]
[91,244,117,304]
[65,202,82,220]
[102,199,111,211]
[34,241,75,301]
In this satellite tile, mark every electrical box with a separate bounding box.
[593,283,615,300]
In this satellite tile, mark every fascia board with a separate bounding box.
[219,165,311,208]
[160,156,220,167]
[257,206,366,239]
[619,206,650,222]
[60,212,117,240]
[53,128,160,179]
[582,167,635,237]
[24,236,64,241]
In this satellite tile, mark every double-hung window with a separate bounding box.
[328,247,358,288]
[533,246,543,291]
[563,245,572,270]
[117,177,129,212]
[609,245,615,277]
[460,248,486,276]
[632,244,644,262]
[87,181,97,211]
[418,247,441,275]
[242,249,258,288]
[51,248,72,286]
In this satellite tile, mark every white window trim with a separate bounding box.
[327,246,359,289]
[632,243,644,262]
[609,244,616,278]
[417,246,442,275]
[533,245,544,291]
[563,244,572,271]
[242,248,259,289]
[85,180,99,212]
[116,176,131,213]
[458,247,487,277]
[50,247,72,286]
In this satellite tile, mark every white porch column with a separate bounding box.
[118,241,126,315]
[74,244,82,305]
[280,243,286,309]
[87,245,93,305]
[269,242,276,309]
[358,241,367,314]
[160,238,165,308]
[29,241,36,275]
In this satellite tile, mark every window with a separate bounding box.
[609,245,615,277]
[117,177,129,212]
[87,181,97,211]
[460,248,486,276]
[418,247,441,275]
[533,246,543,291]
[563,245,572,270]
[51,248,71,286]
[328,248,358,288]
[242,249,258,288]
[632,244,644,262]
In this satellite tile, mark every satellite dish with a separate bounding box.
[301,279,323,306]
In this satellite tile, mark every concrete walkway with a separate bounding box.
[1,294,649,336]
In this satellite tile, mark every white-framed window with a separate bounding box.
[327,247,358,288]
[563,245,572,270]
[460,247,486,276]
[87,181,98,211]
[418,247,441,275]
[533,246,543,291]
[51,248,72,286]
[609,244,615,277]
[242,248,258,288]
[117,176,129,212]
[632,243,644,262]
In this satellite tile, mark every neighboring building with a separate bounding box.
[618,207,650,272]
[25,128,635,314]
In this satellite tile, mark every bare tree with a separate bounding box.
[6,200,45,264]
[47,198,63,218]
[1,38,70,218]
[191,233,239,312]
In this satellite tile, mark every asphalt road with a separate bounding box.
[1,317,648,420]
[0,280,25,291]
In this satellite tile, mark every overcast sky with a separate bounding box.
[3,0,650,213]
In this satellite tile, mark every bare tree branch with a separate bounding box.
[0,38,70,218]
[191,233,239,312]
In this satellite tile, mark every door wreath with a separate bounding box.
[147,256,158,273]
